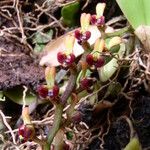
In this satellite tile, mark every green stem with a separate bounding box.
[105,26,133,38]
[44,104,63,150]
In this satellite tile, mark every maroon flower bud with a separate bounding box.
[86,54,94,66]
[57,52,67,64]
[94,56,105,68]
[18,125,34,142]
[37,85,48,98]
[48,85,59,99]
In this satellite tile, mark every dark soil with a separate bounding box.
[0,36,44,90]
[87,95,150,150]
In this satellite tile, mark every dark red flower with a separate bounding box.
[74,30,91,45]
[94,56,105,68]
[80,78,93,91]
[18,125,34,142]
[57,52,76,67]
[90,15,105,26]
[57,52,67,64]
[86,54,94,66]
[37,85,48,98]
[86,54,105,68]
[74,30,82,40]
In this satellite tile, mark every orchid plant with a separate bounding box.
[18,3,131,150]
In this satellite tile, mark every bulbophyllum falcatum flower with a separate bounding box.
[74,13,91,44]
[78,61,94,92]
[18,124,35,142]
[57,35,76,67]
[37,67,60,100]
[86,38,105,68]
[90,3,106,27]
[18,107,35,142]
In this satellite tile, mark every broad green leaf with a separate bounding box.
[98,43,125,82]
[4,87,36,105]
[116,0,150,29]
[124,138,141,150]
[61,1,80,27]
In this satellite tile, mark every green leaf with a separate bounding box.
[33,30,53,44]
[61,1,80,27]
[116,0,150,29]
[98,43,125,82]
[0,91,5,101]
[34,43,45,53]
[66,131,73,140]
[4,87,37,105]
[104,82,122,99]
[124,138,141,150]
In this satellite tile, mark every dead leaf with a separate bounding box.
[135,25,150,52]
